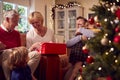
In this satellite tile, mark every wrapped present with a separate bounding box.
[38,43,66,55]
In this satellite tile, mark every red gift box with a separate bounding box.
[38,43,66,55]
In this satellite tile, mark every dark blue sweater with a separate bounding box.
[11,65,32,80]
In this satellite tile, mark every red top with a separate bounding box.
[0,26,21,49]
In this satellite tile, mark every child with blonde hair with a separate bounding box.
[7,46,35,80]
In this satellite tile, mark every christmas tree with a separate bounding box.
[77,0,120,80]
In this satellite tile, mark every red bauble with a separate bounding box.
[88,17,95,24]
[96,22,101,27]
[79,67,82,73]
[86,56,94,64]
[106,76,112,80]
[115,9,120,20]
[113,35,120,44]
[101,37,109,45]
[115,27,120,33]
[82,49,89,54]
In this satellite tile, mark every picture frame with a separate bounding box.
[88,13,95,19]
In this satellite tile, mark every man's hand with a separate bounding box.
[75,32,83,36]
[75,28,83,36]
[0,41,6,51]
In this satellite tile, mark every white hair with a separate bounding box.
[3,10,19,19]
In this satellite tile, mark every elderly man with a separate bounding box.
[0,10,40,80]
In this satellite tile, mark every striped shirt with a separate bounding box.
[66,27,94,47]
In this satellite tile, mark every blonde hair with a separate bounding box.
[28,11,44,25]
[3,10,19,19]
[8,46,29,70]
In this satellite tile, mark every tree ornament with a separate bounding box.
[111,5,117,13]
[82,44,89,50]
[86,56,94,64]
[97,77,106,80]
[79,67,82,73]
[75,74,83,80]
[94,16,98,22]
[82,44,89,54]
[113,35,120,44]
[115,26,120,33]
[115,8,120,20]
[82,49,89,54]
[114,18,119,24]
[101,37,109,45]
[106,76,112,80]
[88,17,95,24]
[96,22,101,27]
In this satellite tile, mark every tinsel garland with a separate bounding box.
[51,1,81,19]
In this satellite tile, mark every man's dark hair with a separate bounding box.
[76,16,87,22]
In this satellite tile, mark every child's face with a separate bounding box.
[76,19,85,28]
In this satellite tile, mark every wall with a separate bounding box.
[55,0,99,19]
[2,0,99,30]
[30,0,55,30]
[4,0,55,30]
[4,0,29,6]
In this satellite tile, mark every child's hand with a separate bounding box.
[81,35,88,41]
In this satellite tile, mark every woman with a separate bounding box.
[27,11,55,51]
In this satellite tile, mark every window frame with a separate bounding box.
[0,1,30,33]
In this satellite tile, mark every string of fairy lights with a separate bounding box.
[76,1,120,79]
[51,1,81,19]
[94,0,120,71]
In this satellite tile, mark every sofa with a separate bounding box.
[21,33,70,80]
[0,33,70,80]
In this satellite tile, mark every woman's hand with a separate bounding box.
[29,42,43,52]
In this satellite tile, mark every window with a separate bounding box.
[3,2,15,11]
[0,1,29,33]
[17,5,29,33]
[0,1,3,24]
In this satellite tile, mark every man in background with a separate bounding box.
[65,16,94,80]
